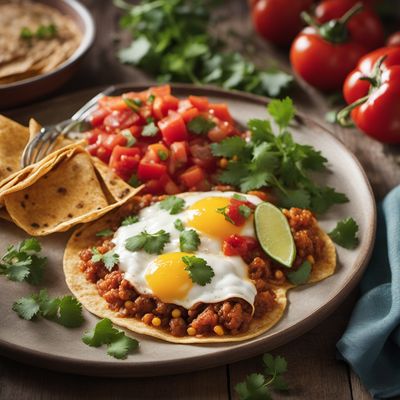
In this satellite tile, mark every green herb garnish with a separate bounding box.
[125,230,170,254]
[91,248,119,270]
[141,121,159,137]
[160,196,185,215]
[13,289,84,328]
[158,150,168,160]
[182,255,214,286]
[82,318,139,359]
[286,261,312,285]
[128,174,141,188]
[179,229,200,252]
[174,219,185,231]
[187,116,216,135]
[0,238,46,285]
[121,215,139,226]
[121,129,137,147]
[328,217,359,249]
[96,229,114,237]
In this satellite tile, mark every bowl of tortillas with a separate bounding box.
[0,0,95,109]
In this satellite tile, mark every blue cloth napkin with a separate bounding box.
[337,186,400,399]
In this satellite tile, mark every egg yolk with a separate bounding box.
[187,197,243,240]
[145,252,193,302]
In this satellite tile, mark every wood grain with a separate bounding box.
[1,0,399,399]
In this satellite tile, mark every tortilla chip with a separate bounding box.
[0,207,11,221]
[28,118,42,141]
[0,115,29,182]
[64,208,287,343]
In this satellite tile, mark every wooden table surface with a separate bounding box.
[1,1,400,399]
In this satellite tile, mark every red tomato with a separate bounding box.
[180,107,200,123]
[189,96,209,111]
[95,146,112,164]
[109,146,141,180]
[102,133,127,151]
[207,121,234,143]
[98,96,128,112]
[180,166,205,188]
[158,112,188,145]
[89,108,109,127]
[315,0,384,51]
[340,46,400,143]
[144,179,164,195]
[223,235,258,257]
[146,143,169,163]
[387,32,400,47]
[208,103,233,124]
[250,0,313,46]
[104,109,140,130]
[86,128,103,145]
[160,174,181,195]
[152,95,179,120]
[137,160,167,181]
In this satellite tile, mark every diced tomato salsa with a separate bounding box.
[85,85,240,194]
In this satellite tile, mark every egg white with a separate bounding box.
[112,192,262,309]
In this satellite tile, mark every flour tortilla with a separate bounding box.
[64,208,288,344]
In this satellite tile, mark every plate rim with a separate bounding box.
[0,83,377,377]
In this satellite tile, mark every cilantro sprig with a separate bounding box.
[187,116,216,135]
[121,215,139,226]
[96,229,114,237]
[212,98,348,214]
[125,230,170,254]
[0,238,46,285]
[235,353,289,400]
[91,248,120,271]
[12,289,84,328]
[179,229,201,252]
[328,217,359,249]
[82,318,139,359]
[116,0,292,98]
[160,196,185,215]
[286,261,312,285]
[182,255,214,286]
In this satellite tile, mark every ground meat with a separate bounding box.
[254,291,276,319]
[169,317,187,337]
[190,306,218,334]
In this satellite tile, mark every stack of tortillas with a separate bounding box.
[0,115,141,236]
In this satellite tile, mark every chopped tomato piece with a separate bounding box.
[160,174,181,194]
[103,133,127,150]
[180,107,200,123]
[95,146,112,164]
[152,95,179,120]
[158,112,188,145]
[98,96,128,112]
[137,160,167,181]
[208,121,234,142]
[86,128,103,145]
[104,109,141,130]
[226,198,256,226]
[147,143,169,163]
[180,165,205,188]
[110,146,141,180]
[208,103,233,124]
[223,235,258,257]
[89,108,109,127]
[189,95,209,111]
[148,85,171,98]
[144,179,164,194]
[178,99,193,112]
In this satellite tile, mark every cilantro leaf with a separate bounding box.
[121,215,139,226]
[96,229,114,237]
[107,332,139,359]
[235,373,271,400]
[158,150,168,160]
[159,196,185,215]
[211,136,246,158]
[123,98,140,113]
[0,239,46,285]
[12,297,41,320]
[239,205,252,218]
[328,217,359,249]
[57,296,84,328]
[141,121,159,137]
[182,255,214,286]
[125,230,170,254]
[216,206,234,224]
[82,318,139,359]
[12,290,83,327]
[267,97,295,130]
[187,116,216,135]
[174,219,184,231]
[287,261,312,285]
[310,187,349,215]
[179,229,200,252]
[128,174,141,188]
[240,170,271,193]
[91,248,119,271]
[121,129,137,147]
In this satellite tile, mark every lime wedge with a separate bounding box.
[254,202,296,268]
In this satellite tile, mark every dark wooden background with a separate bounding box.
[1,1,400,399]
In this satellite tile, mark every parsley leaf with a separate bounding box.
[125,230,170,254]
[141,121,159,137]
[187,116,216,135]
[328,217,359,249]
[211,136,246,158]
[12,289,84,327]
[0,238,46,285]
[160,196,185,215]
[179,229,201,252]
[174,219,185,231]
[82,318,139,360]
[182,255,214,286]
[267,97,295,130]
[96,229,114,237]
[235,353,289,400]
[121,215,139,226]
[287,261,312,285]
[91,248,119,271]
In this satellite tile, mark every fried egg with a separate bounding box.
[112,192,262,309]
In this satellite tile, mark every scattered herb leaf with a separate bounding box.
[91,248,120,271]
[179,229,201,252]
[182,255,214,286]
[174,219,185,231]
[187,116,216,135]
[141,121,159,137]
[96,229,114,237]
[160,196,185,215]
[287,261,312,285]
[328,217,359,249]
[121,215,139,226]
[125,230,170,254]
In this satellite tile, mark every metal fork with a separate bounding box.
[21,86,117,167]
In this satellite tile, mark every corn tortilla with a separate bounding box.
[64,208,288,343]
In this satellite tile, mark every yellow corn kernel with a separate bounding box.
[307,255,315,264]
[213,325,224,336]
[187,327,196,336]
[275,270,284,280]
[171,309,181,318]
[152,317,161,327]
